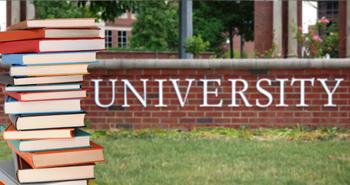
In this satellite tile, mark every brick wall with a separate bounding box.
[79,68,350,129]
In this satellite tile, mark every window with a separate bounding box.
[118,31,127,48]
[318,1,338,22]
[105,30,112,48]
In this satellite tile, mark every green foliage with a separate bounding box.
[34,0,96,19]
[34,0,137,21]
[253,43,277,58]
[296,17,339,58]
[83,127,350,141]
[184,35,209,57]
[193,1,254,54]
[130,0,178,51]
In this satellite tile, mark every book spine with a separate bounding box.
[2,54,23,65]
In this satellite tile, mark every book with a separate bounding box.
[2,124,74,140]
[0,28,102,42]
[8,129,90,152]
[8,142,104,169]
[4,97,81,114]
[10,64,89,77]
[0,39,104,54]
[7,18,98,30]
[6,90,86,101]
[0,160,88,185]
[0,74,83,85]
[2,52,96,65]
[15,154,93,184]
[5,83,81,92]
[9,112,85,131]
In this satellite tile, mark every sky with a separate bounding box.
[0,1,318,33]
[0,1,5,31]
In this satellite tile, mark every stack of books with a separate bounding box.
[0,18,105,185]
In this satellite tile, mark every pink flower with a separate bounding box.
[312,34,323,42]
[319,17,330,24]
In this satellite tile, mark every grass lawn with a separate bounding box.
[0,128,349,185]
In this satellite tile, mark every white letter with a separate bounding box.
[122,79,148,107]
[318,78,343,107]
[170,78,194,107]
[291,78,315,107]
[93,79,117,108]
[276,78,289,107]
[256,78,273,107]
[229,79,252,107]
[200,79,223,107]
[155,79,168,107]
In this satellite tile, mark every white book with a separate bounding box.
[5,84,81,92]
[5,99,81,114]
[0,160,88,185]
[7,18,98,30]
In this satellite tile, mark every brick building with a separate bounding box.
[254,0,350,58]
[104,12,135,49]
[5,0,350,58]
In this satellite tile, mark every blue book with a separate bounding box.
[2,52,97,66]
[8,129,91,152]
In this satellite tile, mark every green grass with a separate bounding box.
[1,128,349,185]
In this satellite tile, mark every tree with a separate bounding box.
[34,0,136,20]
[193,1,254,57]
[34,1,96,19]
[130,0,178,51]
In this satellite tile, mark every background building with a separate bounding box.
[4,0,350,58]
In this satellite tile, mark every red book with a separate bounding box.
[8,141,104,169]
[0,28,102,42]
[6,90,86,102]
[0,38,104,54]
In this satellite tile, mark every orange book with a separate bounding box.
[3,124,74,140]
[8,141,104,169]
[6,90,86,102]
[0,28,102,42]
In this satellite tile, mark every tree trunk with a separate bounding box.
[229,26,234,59]
[240,34,245,58]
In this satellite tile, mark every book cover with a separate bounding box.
[5,83,82,92]
[9,112,85,131]
[6,90,86,102]
[0,39,104,54]
[8,129,90,152]
[7,18,98,30]
[5,97,82,114]
[7,142,104,169]
[2,52,96,65]
[3,124,74,140]
[0,28,101,42]
[0,74,83,86]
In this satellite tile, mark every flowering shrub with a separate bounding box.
[296,17,339,58]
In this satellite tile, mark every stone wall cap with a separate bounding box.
[90,58,350,69]
[0,58,349,69]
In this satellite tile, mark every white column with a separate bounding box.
[273,0,283,57]
[11,0,21,25]
[346,1,350,57]
[26,0,35,19]
[288,0,298,58]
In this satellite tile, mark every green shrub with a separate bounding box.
[184,35,209,58]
